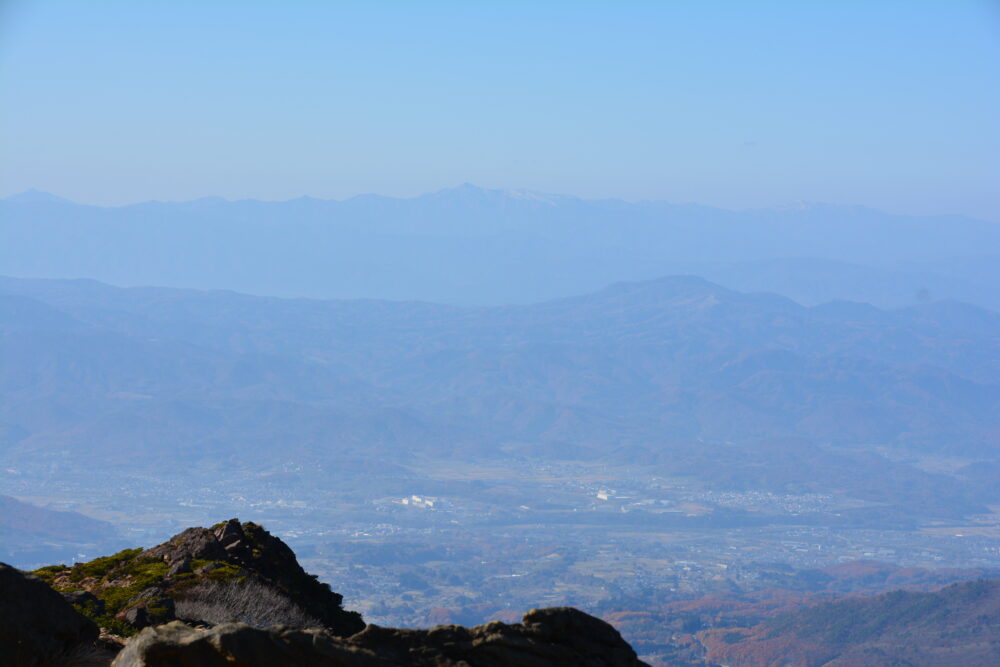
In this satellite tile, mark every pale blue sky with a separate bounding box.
[1,1,998,220]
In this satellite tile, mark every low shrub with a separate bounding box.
[174,579,322,628]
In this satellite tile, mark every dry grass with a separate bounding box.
[174,579,322,628]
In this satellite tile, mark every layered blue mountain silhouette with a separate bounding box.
[1,275,997,523]
[3,185,998,309]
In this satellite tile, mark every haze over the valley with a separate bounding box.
[2,2,999,665]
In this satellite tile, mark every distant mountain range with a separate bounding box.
[0,494,123,565]
[700,578,1000,666]
[2,275,997,521]
[3,185,998,309]
[606,560,1000,664]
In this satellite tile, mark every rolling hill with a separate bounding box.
[1,275,997,521]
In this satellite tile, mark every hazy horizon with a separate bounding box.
[5,180,999,309]
[7,182,1000,225]
[3,2,999,664]
[3,1,999,221]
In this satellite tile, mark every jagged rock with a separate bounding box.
[117,588,176,629]
[111,608,650,667]
[27,522,650,666]
[62,590,106,615]
[35,519,364,636]
[166,557,191,577]
[141,527,227,563]
[194,562,223,575]
[111,621,374,667]
[0,562,98,666]
[213,518,243,549]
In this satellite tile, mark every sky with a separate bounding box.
[1,0,998,220]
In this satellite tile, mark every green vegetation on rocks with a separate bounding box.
[32,549,170,636]
[31,519,364,638]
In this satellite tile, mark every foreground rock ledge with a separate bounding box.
[112,607,650,667]
[32,518,364,638]
[0,563,98,667]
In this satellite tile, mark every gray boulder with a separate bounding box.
[61,590,106,615]
[112,607,649,667]
[117,588,176,629]
[0,562,98,666]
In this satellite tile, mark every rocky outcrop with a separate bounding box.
[0,562,98,666]
[62,590,106,615]
[31,520,650,666]
[141,526,227,563]
[116,588,176,629]
[33,519,364,637]
[143,518,364,634]
[112,607,650,667]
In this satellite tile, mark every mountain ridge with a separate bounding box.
[4,184,997,308]
[1,274,997,526]
[0,183,903,212]
[700,578,1000,666]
